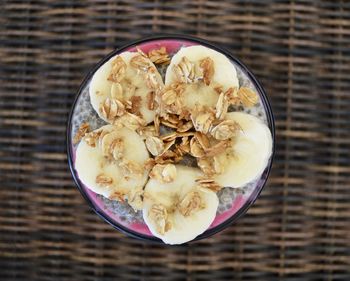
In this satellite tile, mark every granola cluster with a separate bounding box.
[73,45,260,234]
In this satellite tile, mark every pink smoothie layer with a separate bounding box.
[126,39,196,54]
[73,38,254,238]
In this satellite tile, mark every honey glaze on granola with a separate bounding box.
[71,39,269,231]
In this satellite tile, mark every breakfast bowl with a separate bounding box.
[67,35,275,244]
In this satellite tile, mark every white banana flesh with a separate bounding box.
[89,51,163,124]
[165,45,239,110]
[143,165,219,244]
[214,112,273,188]
[75,125,150,210]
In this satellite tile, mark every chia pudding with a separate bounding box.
[68,37,274,242]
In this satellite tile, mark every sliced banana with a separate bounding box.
[143,165,219,244]
[89,51,164,124]
[75,125,150,210]
[164,45,239,112]
[214,112,273,188]
[80,44,271,244]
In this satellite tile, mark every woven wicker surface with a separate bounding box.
[1,0,350,280]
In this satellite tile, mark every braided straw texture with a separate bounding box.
[0,0,349,280]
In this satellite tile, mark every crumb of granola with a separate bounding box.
[237,87,258,107]
[147,91,156,110]
[149,204,169,235]
[150,163,177,183]
[73,122,90,144]
[96,173,113,187]
[84,130,102,147]
[108,56,127,83]
[178,191,204,217]
[145,136,164,156]
[148,47,170,65]
[199,57,214,86]
[195,178,222,192]
[130,96,142,116]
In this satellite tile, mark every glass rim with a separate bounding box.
[66,34,276,244]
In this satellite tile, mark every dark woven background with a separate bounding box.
[1,0,349,280]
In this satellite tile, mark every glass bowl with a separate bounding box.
[67,34,275,243]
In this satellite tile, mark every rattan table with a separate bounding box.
[1,1,349,280]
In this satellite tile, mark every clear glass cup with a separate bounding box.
[67,35,275,243]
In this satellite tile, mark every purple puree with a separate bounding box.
[71,38,272,238]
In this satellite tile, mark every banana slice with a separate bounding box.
[214,112,273,188]
[75,125,150,210]
[143,165,219,244]
[89,51,164,124]
[164,45,239,112]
